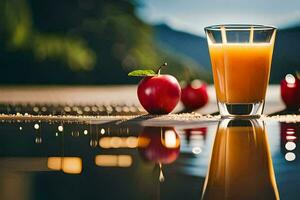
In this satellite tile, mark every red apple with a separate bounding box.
[181,79,209,110]
[138,127,180,164]
[128,63,181,114]
[137,75,181,114]
[281,74,300,109]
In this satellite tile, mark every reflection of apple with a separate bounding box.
[280,122,299,144]
[181,80,209,110]
[184,127,207,143]
[281,74,300,109]
[280,122,299,161]
[138,127,180,164]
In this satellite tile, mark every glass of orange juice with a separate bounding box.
[201,119,279,199]
[205,24,277,118]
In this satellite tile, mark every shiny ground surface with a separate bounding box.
[0,86,298,200]
[0,115,299,200]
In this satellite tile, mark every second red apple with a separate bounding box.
[181,79,209,110]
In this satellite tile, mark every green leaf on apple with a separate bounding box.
[128,70,156,77]
[296,71,300,79]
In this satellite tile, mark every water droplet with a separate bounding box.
[129,106,137,112]
[106,106,113,113]
[83,106,91,112]
[285,152,296,161]
[285,142,296,151]
[115,106,122,112]
[72,106,78,111]
[58,125,64,132]
[64,106,71,112]
[19,126,23,130]
[100,128,105,134]
[84,130,88,135]
[122,106,130,113]
[92,106,98,112]
[90,140,98,148]
[33,107,39,113]
[35,137,42,144]
[34,124,40,130]
[98,106,105,112]
[192,147,202,154]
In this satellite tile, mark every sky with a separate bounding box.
[136,0,300,36]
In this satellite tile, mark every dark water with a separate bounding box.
[0,117,299,200]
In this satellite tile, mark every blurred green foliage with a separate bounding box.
[0,0,208,84]
[1,0,96,70]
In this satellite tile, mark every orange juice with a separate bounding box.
[208,43,274,103]
[201,121,279,200]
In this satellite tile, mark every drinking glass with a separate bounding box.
[205,24,276,118]
[201,119,279,199]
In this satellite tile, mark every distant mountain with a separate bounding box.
[154,24,300,83]
[154,24,211,71]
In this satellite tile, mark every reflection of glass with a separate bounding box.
[202,119,279,200]
[205,25,276,118]
[184,127,207,144]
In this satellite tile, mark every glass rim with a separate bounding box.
[204,24,277,31]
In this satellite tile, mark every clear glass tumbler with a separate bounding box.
[201,118,279,199]
[205,24,277,118]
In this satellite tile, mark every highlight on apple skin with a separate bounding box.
[281,74,300,109]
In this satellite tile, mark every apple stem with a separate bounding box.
[157,62,168,75]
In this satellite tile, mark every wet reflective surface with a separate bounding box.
[0,116,299,200]
[202,119,279,200]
